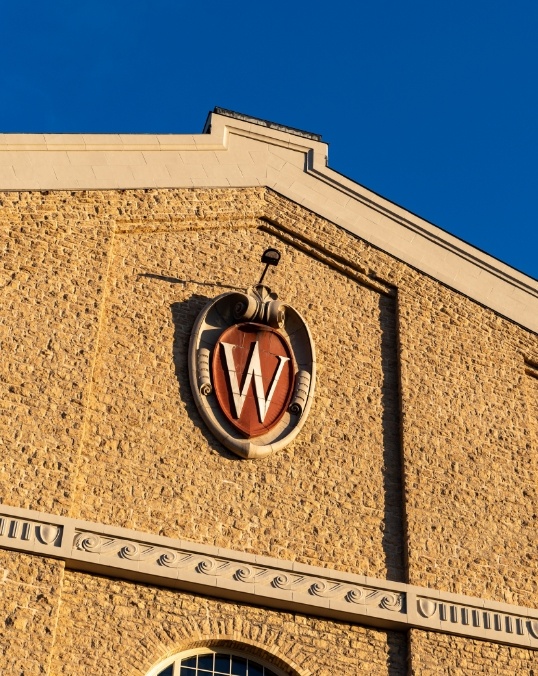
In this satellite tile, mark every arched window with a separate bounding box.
[148,647,289,676]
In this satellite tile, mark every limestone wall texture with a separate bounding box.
[0,551,64,675]
[408,629,538,674]
[49,570,407,676]
[1,186,537,673]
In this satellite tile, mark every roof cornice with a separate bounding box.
[0,111,536,333]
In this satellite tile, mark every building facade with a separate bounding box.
[0,109,537,674]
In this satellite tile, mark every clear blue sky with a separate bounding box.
[1,1,536,281]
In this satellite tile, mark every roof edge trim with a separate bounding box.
[0,110,535,333]
[208,107,323,142]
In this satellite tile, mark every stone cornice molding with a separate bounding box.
[0,111,536,333]
[1,503,537,650]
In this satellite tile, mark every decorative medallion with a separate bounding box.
[188,251,315,459]
[212,323,295,437]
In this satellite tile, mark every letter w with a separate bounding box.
[221,342,289,423]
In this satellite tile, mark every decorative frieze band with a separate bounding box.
[414,595,538,645]
[0,513,64,550]
[1,503,537,650]
[73,530,403,615]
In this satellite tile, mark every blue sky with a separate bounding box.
[1,0,536,281]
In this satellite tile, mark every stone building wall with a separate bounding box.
[408,629,538,675]
[0,551,64,675]
[1,186,537,673]
[49,570,407,676]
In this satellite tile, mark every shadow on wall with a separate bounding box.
[379,294,406,584]
[386,629,408,675]
[138,271,243,460]
[169,293,242,462]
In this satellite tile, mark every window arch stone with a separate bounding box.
[147,646,295,676]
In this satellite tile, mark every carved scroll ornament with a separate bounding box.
[74,531,402,614]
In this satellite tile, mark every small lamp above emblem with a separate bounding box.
[258,248,281,284]
[188,252,316,459]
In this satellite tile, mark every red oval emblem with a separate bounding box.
[212,323,295,438]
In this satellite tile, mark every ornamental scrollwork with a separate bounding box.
[73,531,404,614]
[310,579,403,611]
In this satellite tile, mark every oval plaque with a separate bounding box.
[188,285,316,459]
